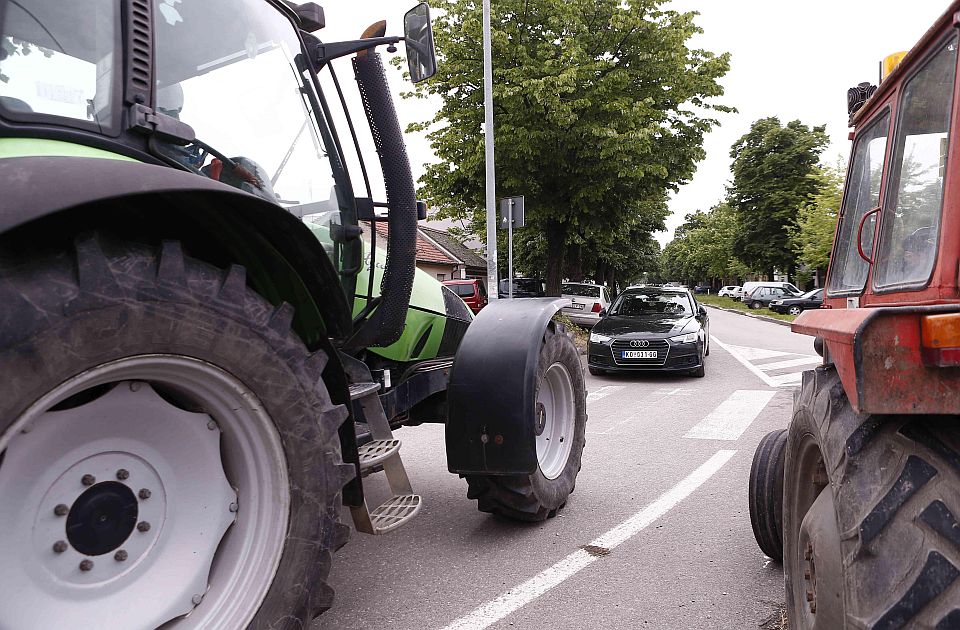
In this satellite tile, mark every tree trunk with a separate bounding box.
[544,219,566,296]
[767,267,775,281]
[565,243,583,282]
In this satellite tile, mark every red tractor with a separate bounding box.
[750,4,960,627]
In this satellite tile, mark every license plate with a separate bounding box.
[622,350,658,359]
[569,303,585,310]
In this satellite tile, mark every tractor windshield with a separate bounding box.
[151,0,358,292]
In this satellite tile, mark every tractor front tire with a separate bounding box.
[784,366,960,629]
[0,235,352,629]
[465,325,587,521]
[749,429,787,562]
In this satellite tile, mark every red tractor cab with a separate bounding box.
[749,5,960,628]
[442,278,488,314]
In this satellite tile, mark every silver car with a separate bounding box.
[560,283,612,327]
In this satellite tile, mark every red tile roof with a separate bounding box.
[367,222,457,266]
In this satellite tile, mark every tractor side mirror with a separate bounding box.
[698,305,707,316]
[599,308,607,318]
[404,3,437,83]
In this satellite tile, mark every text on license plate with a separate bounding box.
[622,350,658,359]
[569,303,584,310]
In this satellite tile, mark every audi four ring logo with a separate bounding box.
[629,340,650,348]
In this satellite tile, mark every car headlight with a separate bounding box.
[771,300,782,305]
[590,332,612,344]
[669,332,698,344]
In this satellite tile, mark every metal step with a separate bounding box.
[358,439,401,470]
[349,381,381,400]
[369,494,422,534]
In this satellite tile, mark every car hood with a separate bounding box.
[594,315,699,337]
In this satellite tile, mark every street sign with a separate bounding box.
[499,196,525,229]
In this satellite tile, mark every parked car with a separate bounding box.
[718,285,740,298]
[739,281,803,303]
[744,285,803,309]
[498,277,545,298]
[560,282,611,328]
[442,278,488,314]
[588,287,709,377]
[693,285,711,294]
[769,288,823,315]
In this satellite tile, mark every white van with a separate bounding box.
[739,281,802,302]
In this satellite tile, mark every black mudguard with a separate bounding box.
[0,156,353,339]
[446,297,569,475]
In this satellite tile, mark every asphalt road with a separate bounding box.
[318,304,822,629]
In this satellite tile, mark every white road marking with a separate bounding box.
[586,385,626,404]
[769,372,804,387]
[722,344,793,361]
[683,390,777,440]
[710,335,781,387]
[756,356,821,372]
[587,387,692,435]
[438,450,738,630]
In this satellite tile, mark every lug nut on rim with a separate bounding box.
[52,541,68,553]
[138,488,151,500]
[53,504,69,517]
[137,521,151,533]
[114,550,128,562]
[81,474,96,486]
[116,469,129,480]
[79,559,94,571]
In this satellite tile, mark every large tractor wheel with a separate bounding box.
[0,235,353,629]
[749,429,787,561]
[784,366,960,629]
[465,326,587,521]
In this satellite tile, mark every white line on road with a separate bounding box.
[683,390,777,440]
[756,356,821,372]
[710,335,780,388]
[586,385,626,404]
[437,450,738,630]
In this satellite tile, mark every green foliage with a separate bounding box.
[791,160,844,272]
[659,203,752,284]
[403,0,731,294]
[728,117,829,276]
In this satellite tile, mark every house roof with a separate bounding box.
[366,222,457,266]
[418,226,487,269]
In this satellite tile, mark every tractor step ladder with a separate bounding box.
[348,382,422,534]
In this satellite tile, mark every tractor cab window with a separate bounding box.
[828,111,890,294]
[874,36,958,288]
[151,0,356,283]
[0,1,120,131]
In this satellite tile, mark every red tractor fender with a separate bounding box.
[793,305,960,414]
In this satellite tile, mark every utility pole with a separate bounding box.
[482,0,499,300]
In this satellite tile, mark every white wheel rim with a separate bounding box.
[0,355,289,630]
[535,362,575,480]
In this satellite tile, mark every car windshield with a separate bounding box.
[448,283,475,297]
[561,284,600,298]
[610,291,692,317]
[500,279,542,292]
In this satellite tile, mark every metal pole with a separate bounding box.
[508,199,514,299]
[482,0,499,300]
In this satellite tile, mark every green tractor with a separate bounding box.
[0,1,587,627]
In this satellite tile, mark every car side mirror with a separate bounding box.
[698,305,706,316]
[599,309,607,318]
[404,3,437,83]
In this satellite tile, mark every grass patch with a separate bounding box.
[553,312,589,352]
[696,294,798,323]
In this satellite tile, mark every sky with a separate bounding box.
[319,1,952,245]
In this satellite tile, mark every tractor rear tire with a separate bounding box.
[784,366,960,629]
[749,429,787,562]
[465,325,587,521]
[0,235,352,629]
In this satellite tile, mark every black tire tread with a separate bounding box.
[0,234,351,628]
[787,366,960,629]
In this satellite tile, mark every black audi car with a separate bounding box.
[768,288,823,315]
[588,287,709,377]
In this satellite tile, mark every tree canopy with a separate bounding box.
[404,0,731,294]
[791,160,844,277]
[727,117,829,279]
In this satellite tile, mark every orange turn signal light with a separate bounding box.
[921,313,960,367]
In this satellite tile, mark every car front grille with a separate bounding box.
[610,338,669,366]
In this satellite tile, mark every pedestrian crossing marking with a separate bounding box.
[755,356,821,372]
[684,390,777,440]
[710,335,819,389]
[586,385,626,404]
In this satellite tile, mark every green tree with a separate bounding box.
[728,117,829,280]
[791,160,844,282]
[405,0,731,294]
[659,203,753,285]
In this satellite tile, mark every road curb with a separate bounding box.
[703,303,793,327]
